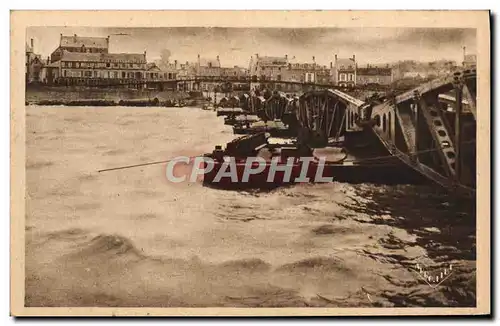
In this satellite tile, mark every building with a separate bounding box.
[196,54,222,91]
[249,54,289,90]
[176,61,198,91]
[220,66,249,91]
[50,34,109,63]
[280,57,330,91]
[356,64,393,86]
[54,50,147,86]
[25,38,43,84]
[332,54,356,87]
[463,54,477,69]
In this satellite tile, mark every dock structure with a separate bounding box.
[293,68,477,197]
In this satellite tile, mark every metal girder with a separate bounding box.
[369,128,475,198]
[419,97,457,178]
[462,83,477,120]
[395,68,476,105]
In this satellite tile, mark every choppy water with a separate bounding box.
[25,105,476,308]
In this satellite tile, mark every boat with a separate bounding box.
[216,107,247,117]
[233,119,296,138]
[202,133,426,190]
[224,114,259,126]
[202,103,215,111]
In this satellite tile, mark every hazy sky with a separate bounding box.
[27,27,476,67]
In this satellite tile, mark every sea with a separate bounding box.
[25,105,476,307]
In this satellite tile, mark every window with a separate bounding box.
[348,73,354,81]
[122,72,126,78]
[129,63,133,68]
[63,70,67,77]
[106,63,111,68]
[340,73,347,81]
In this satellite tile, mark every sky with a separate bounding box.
[27,27,477,67]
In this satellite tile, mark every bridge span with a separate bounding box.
[280,68,477,197]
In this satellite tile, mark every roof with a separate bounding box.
[60,35,108,49]
[256,56,288,66]
[60,51,146,63]
[146,63,162,71]
[357,67,392,76]
[199,58,220,68]
[335,58,356,69]
[45,60,61,68]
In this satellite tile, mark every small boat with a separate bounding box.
[233,119,296,138]
[202,103,215,111]
[216,107,247,117]
[224,114,259,126]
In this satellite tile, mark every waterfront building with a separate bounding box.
[196,54,222,91]
[50,34,109,63]
[176,61,198,91]
[248,54,289,89]
[332,54,356,87]
[54,50,147,86]
[220,66,249,91]
[281,56,332,91]
[356,64,393,86]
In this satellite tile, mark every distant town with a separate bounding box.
[25,33,478,93]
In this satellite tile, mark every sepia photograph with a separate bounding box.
[11,10,490,316]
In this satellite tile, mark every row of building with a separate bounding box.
[26,34,476,92]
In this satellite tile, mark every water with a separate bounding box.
[25,105,476,308]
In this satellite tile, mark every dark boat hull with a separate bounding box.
[202,158,427,190]
[233,127,296,138]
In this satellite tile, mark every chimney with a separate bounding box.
[30,38,34,49]
[285,54,288,60]
[334,54,337,61]
[352,54,356,62]
[47,56,50,64]
[255,53,259,59]
[198,54,200,59]
[312,56,315,62]
[107,35,110,44]
[73,34,77,42]
[174,59,178,68]
[216,55,219,61]
[330,62,333,68]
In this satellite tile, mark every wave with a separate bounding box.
[276,256,350,274]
